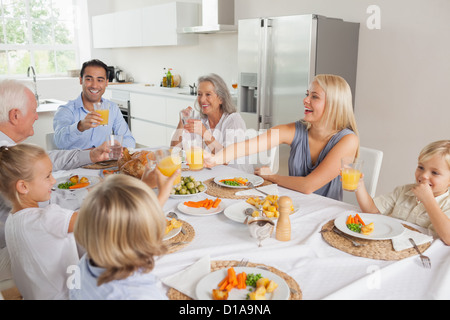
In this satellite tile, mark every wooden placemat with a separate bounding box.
[203,178,273,199]
[164,220,195,254]
[321,219,432,261]
[82,160,117,169]
[167,260,302,300]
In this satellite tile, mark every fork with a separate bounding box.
[246,181,270,196]
[236,258,249,267]
[332,227,367,247]
[409,238,431,268]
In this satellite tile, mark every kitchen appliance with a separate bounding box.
[107,66,115,82]
[238,14,359,175]
[110,90,131,130]
[181,0,237,34]
[115,69,126,83]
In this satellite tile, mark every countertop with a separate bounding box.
[106,83,198,100]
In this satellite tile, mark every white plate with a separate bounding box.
[224,200,300,224]
[54,175,101,191]
[334,213,405,240]
[170,184,207,198]
[99,167,119,179]
[177,196,225,216]
[195,267,290,300]
[163,224,181,241]
[214,174,264,189]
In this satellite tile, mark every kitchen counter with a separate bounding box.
[106,83,198,100]
[36,99,66,113]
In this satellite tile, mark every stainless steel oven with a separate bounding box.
[110,90,131,131]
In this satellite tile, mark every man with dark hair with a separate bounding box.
[53,59,135,150]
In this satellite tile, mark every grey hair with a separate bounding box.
[0,80,32,123]
[196,73,236,117]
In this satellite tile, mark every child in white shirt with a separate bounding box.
[0,144,79,299]
[355,140,450,245]
[70,173,177,300]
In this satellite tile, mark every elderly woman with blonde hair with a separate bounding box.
[205,74,360,201]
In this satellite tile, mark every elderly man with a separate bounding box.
[0,79,110,286]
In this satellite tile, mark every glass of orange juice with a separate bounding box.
[94,102,109,126]
[183,137,204,171]
[341,157,364,192]
[155,148,182,185]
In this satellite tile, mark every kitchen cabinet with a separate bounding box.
[129,92,195,147]
[92,2,199,49]
[142,2,199,46]
[92,10,142,48]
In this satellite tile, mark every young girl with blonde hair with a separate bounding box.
[70,174,169,300]
[205,74,360,201]
[356,140,450,245]
[0,144,79,300]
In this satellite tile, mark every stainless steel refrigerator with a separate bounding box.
[237,14,360,174]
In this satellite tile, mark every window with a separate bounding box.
[0,0,79,76]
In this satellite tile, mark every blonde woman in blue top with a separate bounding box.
[205,74,360,201]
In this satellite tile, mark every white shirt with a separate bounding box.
[201,112,254,173]
[5,204,79,300]
[374,184,450,235]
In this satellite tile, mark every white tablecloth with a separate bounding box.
[54,165,450,300]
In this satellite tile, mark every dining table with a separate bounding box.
[52,162,450,301]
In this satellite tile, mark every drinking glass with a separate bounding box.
[107,135,123,160]
[180,108,194,125]
[182,136,204,171]
[231,79,238,95]
[247,216,275,247]
[341,157,364,191]
[155,147,182,185]
[94,102,109,126]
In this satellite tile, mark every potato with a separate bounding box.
[266,280,278,293]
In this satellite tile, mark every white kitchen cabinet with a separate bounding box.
[92,9,142,48]
[165,96,195,127]
[130,93,166,123]
[131,119,167,148]
[92,2,199,49]
[142,2,199,46]
[92,13,115,48]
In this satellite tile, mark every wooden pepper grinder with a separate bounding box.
[276,196,292,241]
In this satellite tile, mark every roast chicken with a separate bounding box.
[118,148,155,179]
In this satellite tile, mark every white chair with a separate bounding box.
[45,132,58,150]
[245,130,279,173]
[343,146,384,206]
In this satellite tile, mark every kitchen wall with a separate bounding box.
[88,0,450,196]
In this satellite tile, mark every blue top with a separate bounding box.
[69,254,167,300]
[53,94,135,150]
[288,121,355,201]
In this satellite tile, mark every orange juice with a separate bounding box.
[341,168,361,191]
[96,109,109,126]
[157,155,182,185]
[185,147,204,171]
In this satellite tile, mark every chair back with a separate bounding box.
[45,132,58,150]
[343,146,383,206]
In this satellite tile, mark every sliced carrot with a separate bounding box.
[69,183,90,189]
[355,213,365,226]
[212,198,221,208]
[225,283,235,292]
[206,199,214,210]
[219,279,229,291]
[227,267,238,286]
[346,215,352,225]
[218,275,228,288]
